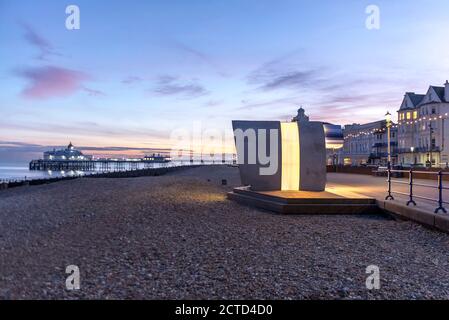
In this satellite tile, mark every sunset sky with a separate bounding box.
[1,0,449,164]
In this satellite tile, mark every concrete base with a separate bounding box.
[227,187,379,214]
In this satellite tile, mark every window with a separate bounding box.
[406,112,411,120]
[432,108,436,114]
[413,111,418,119]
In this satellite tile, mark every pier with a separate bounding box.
[29,142,236,171]
[29,159,170,171]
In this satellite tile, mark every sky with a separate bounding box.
[1,0,449,164]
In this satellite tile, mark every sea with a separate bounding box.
[0,162,177,182]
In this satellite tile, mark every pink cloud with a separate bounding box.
[16,66,89,99]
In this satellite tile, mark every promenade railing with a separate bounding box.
[380,166,448,214]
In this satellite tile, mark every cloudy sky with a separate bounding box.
[1,0,448,164]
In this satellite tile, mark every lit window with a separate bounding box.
[406,112,411,120]
[413,111,418,119]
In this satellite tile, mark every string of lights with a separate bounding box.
[346,127,389,138]
[345,112,449,138]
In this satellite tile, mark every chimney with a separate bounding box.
[445,80,449,102]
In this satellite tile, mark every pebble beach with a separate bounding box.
[1,165,449,299]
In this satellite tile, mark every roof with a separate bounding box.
[406,93,425,107]
[44,149,83,156]
[399,83,448,111]
[343,120,385,131]
[431,86,445,102]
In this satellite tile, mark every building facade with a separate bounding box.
[397,81,449,167]
[339,120,398,166]
[43,142,92,161]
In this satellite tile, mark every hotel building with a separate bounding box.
[397,81,449,167]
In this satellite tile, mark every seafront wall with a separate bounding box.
[0,165,201,191]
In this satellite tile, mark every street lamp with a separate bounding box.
[428,123,434,167]
[385,111,392,168]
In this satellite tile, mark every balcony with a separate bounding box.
[373,142,398,148]
[397,147,441,153]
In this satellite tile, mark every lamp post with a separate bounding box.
[429,123,434,168]
[385,111,392,168]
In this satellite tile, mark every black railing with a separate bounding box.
[382,167,448,214]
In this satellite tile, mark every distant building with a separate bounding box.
[323,123,344,165]
[397,81,449,167]
[143,153,171,163]
[291,107,309,122]
[339,120,398,166]
[43,142,92,161]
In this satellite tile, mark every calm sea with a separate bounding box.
[0,162,176,182]
[0,165,61,181]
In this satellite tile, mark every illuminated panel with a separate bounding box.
[280,122,300,191]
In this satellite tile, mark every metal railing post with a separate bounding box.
[407,169,417,206]
[385,164,394,200]
[435,170,447,214]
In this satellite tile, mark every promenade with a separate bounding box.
[327,172,449,232]
[327,173,449,212]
